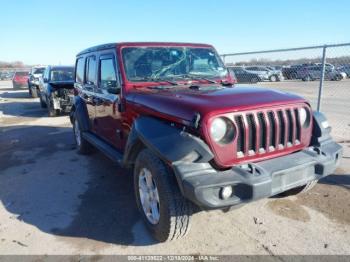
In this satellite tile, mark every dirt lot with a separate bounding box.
[0,80,349,256]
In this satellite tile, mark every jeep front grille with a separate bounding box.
[234,106,304,158]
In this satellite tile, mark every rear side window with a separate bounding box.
[86,56,97,85]
[100,58,117,90]
[75,58,85,83]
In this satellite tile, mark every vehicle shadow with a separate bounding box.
[319,173,350,190]
[0,101,47,118]
[0,89,31,99]
[0,125,155,247]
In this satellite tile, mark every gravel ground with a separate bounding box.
[0,80,349,256]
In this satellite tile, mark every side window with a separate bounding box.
[75,57,85,83]
[86,56,97,85]
[99,58,118,90]
[44,68,50,81]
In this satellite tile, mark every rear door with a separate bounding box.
[94,51,124,150]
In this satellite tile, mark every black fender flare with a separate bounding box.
[71,96,90,131]
[123,116,214,167]
[311,111,332,146]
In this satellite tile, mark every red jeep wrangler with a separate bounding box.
[70,42,342,242]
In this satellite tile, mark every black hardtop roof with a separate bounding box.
[49,65,74,70]
[76,42,214,56]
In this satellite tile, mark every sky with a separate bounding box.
[1,0,349,65]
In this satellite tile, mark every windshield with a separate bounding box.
[50,67,74,81]
[122,47,227,82]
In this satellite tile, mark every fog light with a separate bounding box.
[220,186,233,200]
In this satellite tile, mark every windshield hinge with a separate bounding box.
[192,112,201,129]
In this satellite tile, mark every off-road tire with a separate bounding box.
[134,149,193,242]
[47,97,60,117]
[39,93,47,108]
[273,180,318,198]
[30,86,38,98]
[73,117,94,154]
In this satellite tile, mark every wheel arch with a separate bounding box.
[123,116,214,168]
[72,96,90,131]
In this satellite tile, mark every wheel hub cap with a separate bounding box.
[138,168,160,224]
[74,119,81,146]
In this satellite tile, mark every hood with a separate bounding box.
[32,73,43,78]
[128,84,307,123]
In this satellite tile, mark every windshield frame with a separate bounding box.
[120,45,227,84]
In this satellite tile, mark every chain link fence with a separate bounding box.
[221,43,350,142]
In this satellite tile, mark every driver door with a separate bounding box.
[94,52,124,151]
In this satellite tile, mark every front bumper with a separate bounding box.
[174,140,342,209]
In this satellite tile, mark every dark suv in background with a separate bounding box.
[28,66,46,98]
[38,65,74,116]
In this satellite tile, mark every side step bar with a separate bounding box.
[82,132,123,165]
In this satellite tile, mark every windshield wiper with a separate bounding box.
[175,74,217,84]
[140,76,178,86]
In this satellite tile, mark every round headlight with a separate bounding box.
[299,107,310,128]
[210,117,235,144]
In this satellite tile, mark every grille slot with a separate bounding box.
[267,111,276,148]
[257,112,267,150]
[246,114,256,152]
[233,106,304,157]
[277,110,285,146]
[235,115,245,154]
[286,109,294,144]
[294,108,301,141]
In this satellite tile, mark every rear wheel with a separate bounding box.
[73,117,94,154]
[134,149,193,242]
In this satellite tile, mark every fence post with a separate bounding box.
[316,45,327,112]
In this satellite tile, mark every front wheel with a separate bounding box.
[39,93,47,108]
[30,86,38,98]
[134,149,193,242]
[269,75,277,82]
[47,96,60,117]
[302,75,312,81]
[250,77,259,83]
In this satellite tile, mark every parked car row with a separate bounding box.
[281,63,347,81]
[226,63,349,84]
[227,65,284,83]
[0,71,15,80]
